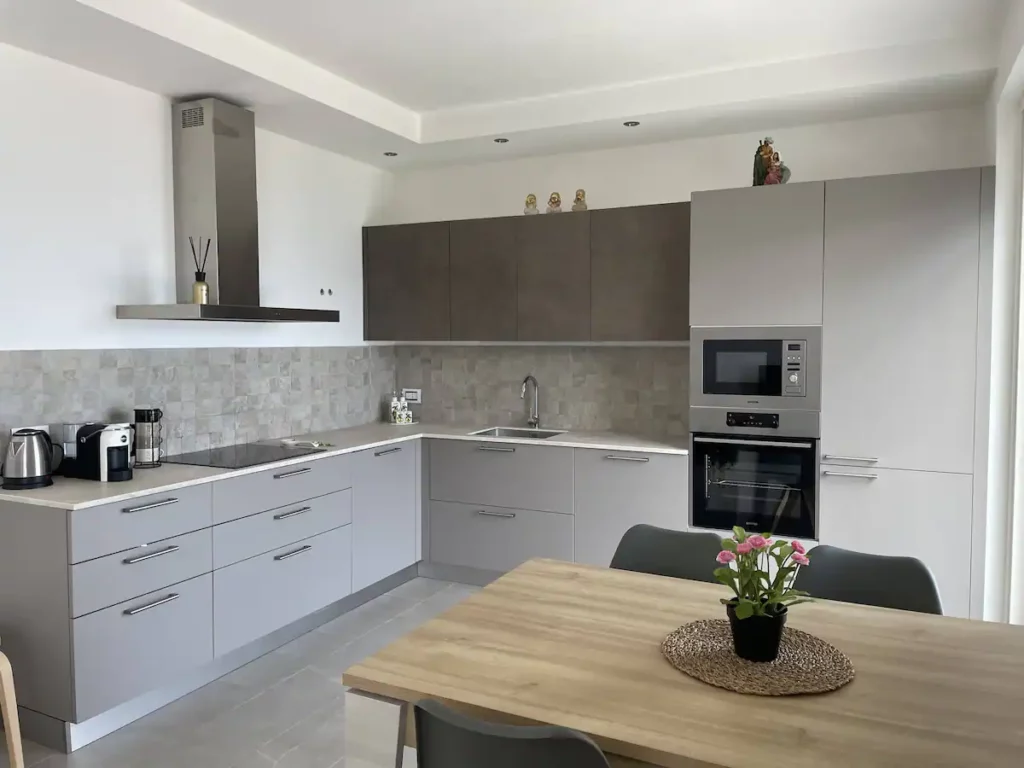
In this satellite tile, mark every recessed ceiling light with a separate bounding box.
[493,137,509,143]
[383,151,398,157]
[623,121,640,127]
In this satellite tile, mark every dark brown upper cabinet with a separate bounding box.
[515,212,591,341]
[449,217,518,341]
[363,222,450,341]
[590,202,690,341]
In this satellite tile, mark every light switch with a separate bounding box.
[401,388,422,404]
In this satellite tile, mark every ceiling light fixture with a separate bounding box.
[623,121,640,127]
[383,151,398,157]
[493,137,509,143]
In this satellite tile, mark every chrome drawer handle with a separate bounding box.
[123,593,179,616]
[273,505,312,521]
[274,544,313,561]
[274,467,312,480]
[122,497,179,514]
[476,446,515,453]
[604,455,650,462]
[822,455,879,463]
[374,447,403,457]
[476,510,516,519]
[122,545,180,565]
[822,470,878,479]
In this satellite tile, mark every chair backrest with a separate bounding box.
[793,544,943,615]
[414,699,610,768]
[609,524,723,583]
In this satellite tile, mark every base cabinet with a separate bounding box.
[818,467,972,618]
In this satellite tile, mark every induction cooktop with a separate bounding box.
[163,443,326,470]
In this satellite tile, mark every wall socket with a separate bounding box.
[401,388,422,404]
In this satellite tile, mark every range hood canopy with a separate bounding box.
[117,98,338,324]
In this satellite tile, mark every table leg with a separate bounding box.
[345,689,408,768]
[0,652,25,768]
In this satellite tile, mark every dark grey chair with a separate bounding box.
[793,544,943,615]
[414,698,610,768]
[609,524,723,583]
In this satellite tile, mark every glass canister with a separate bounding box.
[133,407,164,468]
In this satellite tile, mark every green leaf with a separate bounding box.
[720,538,738,552]
[732,526,748,542]
[734,600,754,619]
[780,598,814,608]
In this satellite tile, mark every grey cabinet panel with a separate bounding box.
[213,488,352,569]
[428,440,573,514]
[591,203,690,341]
[516,212,591,340]
[573,449,689,567]
[450,217,518,341]
[690,182,824,326]
[212,453,353,524]
[69,484,213,564]
[72,573,213,721]
[214,525,353,657]
[364,222,450,341]
[821,169,981,474]
[429,500,573,572]
[352,445,418,592]
[71,527,212,618]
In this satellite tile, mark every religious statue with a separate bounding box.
[524,193,539,215]
[753,137,790,186]
[546,192,563,213]
[572,189,588,211]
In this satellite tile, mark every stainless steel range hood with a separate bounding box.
[117,98,338,324]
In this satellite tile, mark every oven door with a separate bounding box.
[690,434,817,539]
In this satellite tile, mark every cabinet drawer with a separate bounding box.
[72,573,213,720]
[428,440,573,513]
[213,525,352,656]
[429,501,573,573]
[213,489,352,569]
[71,527,212,618]
[212,453,353,524]
[69,483,213,564]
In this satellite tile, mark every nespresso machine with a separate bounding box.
[75,423,134,482]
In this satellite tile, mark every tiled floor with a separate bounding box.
[2,578,479,768]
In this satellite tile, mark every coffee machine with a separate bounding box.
[76,424,133,482]
[133,407,164,468]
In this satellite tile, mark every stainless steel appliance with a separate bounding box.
[2,429,63,490]
[690,325,822,411]
[133,408,164,468]
[163,442,325,470]
[76,424,133,482]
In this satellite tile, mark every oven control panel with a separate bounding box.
[783,339,807,397]
[726,411,780,430]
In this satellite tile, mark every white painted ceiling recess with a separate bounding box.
[0,0,1009,167]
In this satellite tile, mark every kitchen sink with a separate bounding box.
[471,427,567,440]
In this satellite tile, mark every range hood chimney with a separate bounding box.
[117,98,339,323]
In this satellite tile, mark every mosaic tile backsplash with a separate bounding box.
[394,345,689,437]
[0,347,396,457]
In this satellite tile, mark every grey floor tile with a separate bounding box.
[256,695,346,767]
[314,592,420,639]
[383,577,452,603]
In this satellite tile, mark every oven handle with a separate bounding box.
[693,436,813,449]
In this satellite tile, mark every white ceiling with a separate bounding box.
[0,0,1009,167]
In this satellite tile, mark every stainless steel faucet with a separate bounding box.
[521,375,540,428]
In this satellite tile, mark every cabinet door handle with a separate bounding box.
[822,470,878,479]
[122,497,179,514]
[274,544,313,561]
[273,505,312,521]
[274,467,312,480]
[822,455,879,464]
[123,593,179,616]
[476,446,515,453]
[374,447,403,457]
[475,510,516,519]
[604,455,650,463]
[122,544,180,565]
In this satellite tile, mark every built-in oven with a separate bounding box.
[690,326,822,411]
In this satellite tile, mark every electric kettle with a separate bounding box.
[2,429,63,490]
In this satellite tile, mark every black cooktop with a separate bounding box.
[163,443,326,469]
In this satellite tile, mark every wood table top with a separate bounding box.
[342,559,1024,768]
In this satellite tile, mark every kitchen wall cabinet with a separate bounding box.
[449,217,518,340]
[590,203,690,341]
[689,182,824,327]
[363,222,450,341]
[818,466,972,618]
[821,169,981,475]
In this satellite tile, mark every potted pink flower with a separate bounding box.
[713,527,812,662]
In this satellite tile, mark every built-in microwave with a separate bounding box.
[690,326,822,411]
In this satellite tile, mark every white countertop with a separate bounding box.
[0,423,688,511]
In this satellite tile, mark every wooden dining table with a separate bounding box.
[342,558,1024,768]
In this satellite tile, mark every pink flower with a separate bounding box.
[748,534,769,550]
[791,540,806,555]
[736,541,753,555]
[716,550,736,564]
[792,552,810,566]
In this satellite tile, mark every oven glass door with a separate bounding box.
[703,339,782,397]
[691,434,816,539]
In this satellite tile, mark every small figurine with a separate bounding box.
[753,137,789,186]
[546,192,562,213]
[572,189,588,211]
[524,193,539,215]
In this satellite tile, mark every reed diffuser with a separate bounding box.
[189,236,212,304]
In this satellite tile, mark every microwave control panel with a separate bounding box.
[783,339,807,397]
[726,412,780,429]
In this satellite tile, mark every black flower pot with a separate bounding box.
[726,602,788,662]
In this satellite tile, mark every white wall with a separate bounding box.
[0,43,391,351]
[382,108,988,224]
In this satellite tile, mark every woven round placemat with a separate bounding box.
[661,619,855,696]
